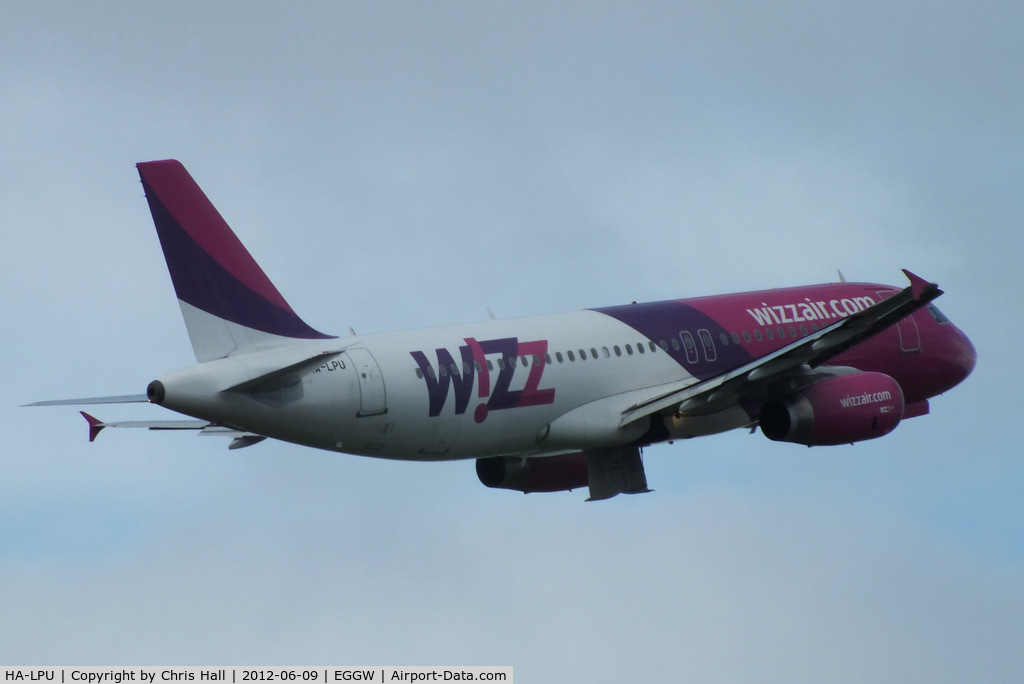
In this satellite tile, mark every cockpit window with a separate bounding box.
[928,305,950,324]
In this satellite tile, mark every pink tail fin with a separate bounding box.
[137,160,333,361]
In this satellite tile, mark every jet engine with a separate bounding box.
[759,372,904,446]
[476,452,589,493]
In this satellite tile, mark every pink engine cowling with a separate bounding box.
[759,372,905,446]
[476,452,589,493]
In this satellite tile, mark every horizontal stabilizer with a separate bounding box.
[224,350,343,394]
[24,394,149,407]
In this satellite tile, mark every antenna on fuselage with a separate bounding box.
[837,269,847,283]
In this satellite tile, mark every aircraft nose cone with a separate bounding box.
[955,328,977,382]
[916,323,976,400]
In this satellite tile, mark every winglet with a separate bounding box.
[80,412,105,442]
[902,269,941,300]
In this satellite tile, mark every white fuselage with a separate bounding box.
[155,310,697,461]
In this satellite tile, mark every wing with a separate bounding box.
[79,412,266,449]
[624,269,941,424]
[630,269,940,423]
[607,269,942,430]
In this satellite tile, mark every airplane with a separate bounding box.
[28,160,977,500]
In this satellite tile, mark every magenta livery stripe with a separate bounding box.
[592,300,754,380]
[138,160,333,340]
[139,160,291,310]
[594,284,898,381]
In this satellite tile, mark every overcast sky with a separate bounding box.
[2,2,1022,680]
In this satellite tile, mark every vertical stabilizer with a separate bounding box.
[137,160,334,361]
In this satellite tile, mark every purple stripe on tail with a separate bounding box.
[138,160,333,341]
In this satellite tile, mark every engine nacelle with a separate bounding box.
[476,453,589,493]
[759,372,904,446]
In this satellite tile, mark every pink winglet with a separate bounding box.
[80,411,105,442]
[901,269,937,300]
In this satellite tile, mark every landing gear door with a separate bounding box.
[344,348,388,416]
